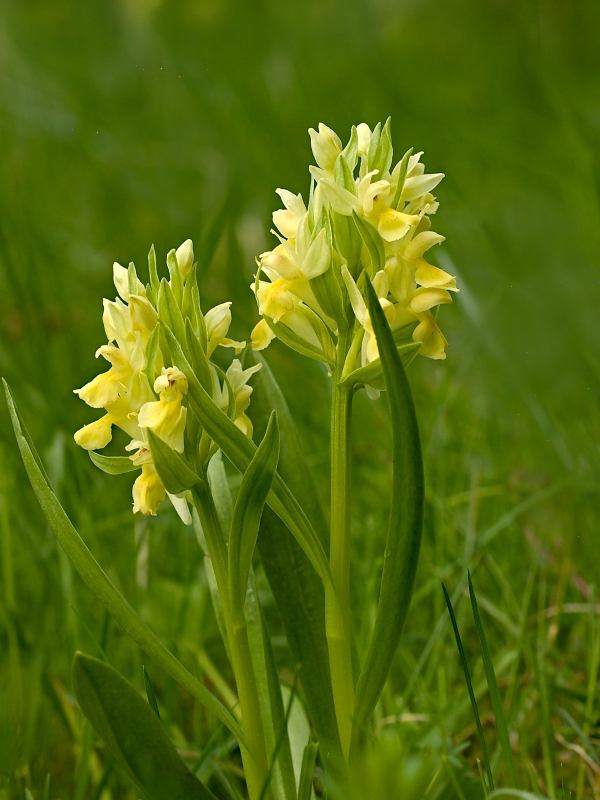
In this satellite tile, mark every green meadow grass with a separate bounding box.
[1,0,600,797]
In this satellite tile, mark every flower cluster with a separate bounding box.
[74,240,260,519]
[250,120,458,394]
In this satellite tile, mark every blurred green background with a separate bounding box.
[1,0,600,797]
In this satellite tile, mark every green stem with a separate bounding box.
[327,327,355,759]
[192,485,270,800]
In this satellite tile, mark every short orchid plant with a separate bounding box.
[6,119,458,799]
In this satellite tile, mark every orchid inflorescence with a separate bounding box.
[251,120,458,397]
[73,240,260,520]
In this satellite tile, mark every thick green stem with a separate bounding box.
[193,486,270,800]
[327,328,355,760]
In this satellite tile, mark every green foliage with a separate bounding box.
[2,1,600,798]
[72,652,217,799]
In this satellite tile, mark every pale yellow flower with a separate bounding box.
[216,360,262,437]
[132,463,166,516]
[204,302,246,356]
[138,367,188,453]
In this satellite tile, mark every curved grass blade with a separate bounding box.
[73,653,217,800]
[351,277,424,744]
[442,583,494,793]
[468,570,517,788]
[3,380,245,747]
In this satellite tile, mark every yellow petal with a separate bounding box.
[377,208,419,242]
[413,313,447,360]
[404,231,445,259]
[138,397,187,453]
[74,370,122,409]
[74,414,114,450]
[414,259,457,289]
[410,287,452,314]
[251,319,276,351]
[132,464,166,516]
[220,337,247,354]
[261,244,300,280]
[272,209,299,239]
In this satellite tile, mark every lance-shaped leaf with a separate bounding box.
[166,248,183,305]
[3,380,245,746]
[391,148,413,210]
[228,413,280,614]
[73,653,217,800]
[157,278,186,346]
[185,318,213,393]
[145,323,161,392]
[351,278,424,746]
[352,212,385,276]
[249,352,344,775]
[160,324,333,588]
[264,316,335,367]
[89,452,138,475]
[147,429,203,495]
[338,342,421,390]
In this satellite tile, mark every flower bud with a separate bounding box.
[176,239,194,282]
[309,123,343,173]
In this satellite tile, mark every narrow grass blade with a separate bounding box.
[468,571,517,788]
[143,666,161,720]
[533,646,556,799]
[352,277,424,742]
[3,380,245,747]
[298,741,318,800]
[442,583,494,793]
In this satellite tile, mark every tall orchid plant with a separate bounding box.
[6,119,457,800]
